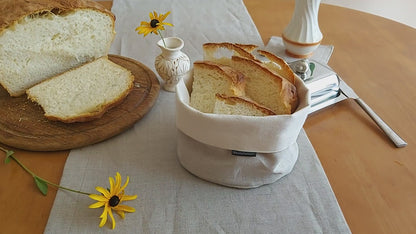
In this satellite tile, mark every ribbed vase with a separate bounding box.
[155,37,190,92]
[282,0,323,58]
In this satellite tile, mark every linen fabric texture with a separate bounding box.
[176,71,310,188]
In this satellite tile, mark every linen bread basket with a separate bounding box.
[176,69,310,188]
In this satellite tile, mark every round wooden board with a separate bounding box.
[0,55,160,151]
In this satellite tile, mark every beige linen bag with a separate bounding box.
[176,72,310,188]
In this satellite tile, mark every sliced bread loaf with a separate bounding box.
[190,61,246,113]
[203,43,296,85]
[0,0,116,96]
[230,56,298,114]
[213,94,276,116]
[26,57,134,123]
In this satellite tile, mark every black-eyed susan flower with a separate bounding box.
[136,11,173,36]
[89,172,137,229]
[136,11,173,47]
[2,147,138,230]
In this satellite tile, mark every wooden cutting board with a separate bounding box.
[0,55,160,151]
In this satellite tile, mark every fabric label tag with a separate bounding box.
[231,150,257,157]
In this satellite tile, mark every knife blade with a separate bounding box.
[338,77,407,148]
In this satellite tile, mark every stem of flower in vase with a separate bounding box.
[157,29,167,48]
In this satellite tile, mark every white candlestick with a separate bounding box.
[282,0,323,58]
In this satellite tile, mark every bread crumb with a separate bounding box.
[394,160,404,166]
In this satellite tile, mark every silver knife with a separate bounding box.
[289,59,407,147]
[338,77,407,148]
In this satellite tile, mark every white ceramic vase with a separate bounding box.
[282,0,323,58]
[155,37,190,92]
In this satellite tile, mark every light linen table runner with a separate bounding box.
[45,0,350,233]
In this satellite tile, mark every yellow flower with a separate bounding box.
[89,172,137,229]
[135,11,173,37]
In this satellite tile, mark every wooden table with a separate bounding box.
[1,1,415,233]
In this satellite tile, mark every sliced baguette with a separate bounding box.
[0,0,116,96]
[26,57,134,123]
[213,93,276,116]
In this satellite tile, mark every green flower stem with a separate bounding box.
[157,29,167,48]
[1,146,90,196]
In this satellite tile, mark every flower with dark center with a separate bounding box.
[89,172,137,229]
[135,11,173,37]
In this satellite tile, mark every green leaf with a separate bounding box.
[4,150,14,164]
[34,176,48,196]
[309,62,316,76]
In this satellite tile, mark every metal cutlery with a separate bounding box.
[289,59,407,148]
[338,77,407,148]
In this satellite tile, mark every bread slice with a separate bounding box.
[0,0,116,96]
[235,43,258,53]
[190,61,246,113]
[26,57,134,123]
[230,56,298,114]
[202,42,260,67]
[213,94,276,116]
[257,50,295,84]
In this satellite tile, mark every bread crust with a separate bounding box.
[235,43,258,53]
[231,55,282,85]
[0,0,115,34]
[257,50,296,84]
[203,42,260,62]
[215,93,276,116]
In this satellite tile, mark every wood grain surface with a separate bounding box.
[0,55,160,151]
[1,1,416,233]
[244,1,416,233]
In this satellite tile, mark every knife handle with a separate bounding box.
[355,98,407,148]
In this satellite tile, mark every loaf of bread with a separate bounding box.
[190,43,299,115]
[213,94,276,116]
[201,43,298,114]
[26,57,134,123]
[0,0,116,96]
[190,61,246,113]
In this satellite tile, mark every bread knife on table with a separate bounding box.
[290,59,407,148]
[338,77,407,148]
